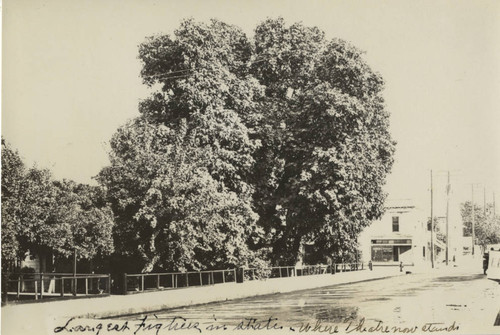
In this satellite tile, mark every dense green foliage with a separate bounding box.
[249,19,394,263]
[99,18,395,271]
[1,138,25,267]
[0,18,395,275]
[97,118,264,272]
[1,138,114,272]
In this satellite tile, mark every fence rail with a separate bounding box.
[4,273,111,303]
[123,263,365,294]
[243,263,364,281]
[123,269,237,294]
[3,262,366,301]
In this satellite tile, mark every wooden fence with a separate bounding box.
[3,273,110,303]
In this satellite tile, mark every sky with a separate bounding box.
[3,0,500,219]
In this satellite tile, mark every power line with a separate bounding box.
[148,73,193,81]
[144,67,194,79]
[140,52,286,82]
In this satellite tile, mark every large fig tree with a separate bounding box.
[99,18,395,270]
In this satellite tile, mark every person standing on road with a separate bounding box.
[483,249,491,275]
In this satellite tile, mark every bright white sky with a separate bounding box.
[3,0,500,218]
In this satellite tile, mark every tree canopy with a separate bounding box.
[1,138,114,272]
[249,19,394,263]
[98,117,263,272]
[1,138,25,266]
[461,201,500,250]
[99,18,395,271]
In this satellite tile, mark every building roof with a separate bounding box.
[385,198,415,209]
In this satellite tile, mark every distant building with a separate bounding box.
[461,236,481,257]
[359,200,444,268]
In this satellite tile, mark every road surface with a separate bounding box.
[114,268,499,334]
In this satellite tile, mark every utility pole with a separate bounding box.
[471,185,475,257]
[73,249,77,296]
[445,171,450,266]
[430,170,434,269]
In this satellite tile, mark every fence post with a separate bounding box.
[85,278,88,295]
[222,271,225,283]
[17,279,20,299]
[89,274,93,292]
[199,272,202,286]
[39,273,44,299]
[171,274,174,288]
[35,280,38,300]
[123,273,127,295]
[107,274,111,294]
[186,273,189,287]
[157,274,160,290]
[141,275,145,292]
[61,278,64,297]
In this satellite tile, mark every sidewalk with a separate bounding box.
[2,268,403,334]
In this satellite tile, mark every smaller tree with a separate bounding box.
[1,138,114,273]
[1,138,26,278]
[461,201,500,251]
[16,167,60,265]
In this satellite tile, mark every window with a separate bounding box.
[371,239,411,245]
[372,246,393,262]
[392,216,399,232]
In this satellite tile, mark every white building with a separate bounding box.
[359,200,445,269]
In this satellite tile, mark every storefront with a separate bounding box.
[371,239,413,264]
